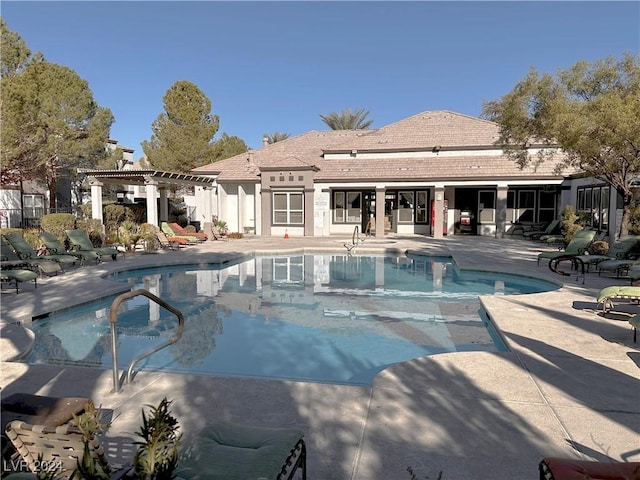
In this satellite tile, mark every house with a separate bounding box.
[0,139,134,228]
[191,110,619,239]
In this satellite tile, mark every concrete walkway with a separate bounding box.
[1,235,638,479]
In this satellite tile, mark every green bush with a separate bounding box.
[76,218,105,247]
[560,205,583,243]
[40,213,76,243]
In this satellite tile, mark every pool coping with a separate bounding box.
[1,235,639,479]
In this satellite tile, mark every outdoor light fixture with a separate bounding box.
[432,145,441,153]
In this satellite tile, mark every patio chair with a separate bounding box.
[65,229,120,261]
[6,417,306,480]
[4,420,128,479]
[156,230,184,250]
[1,236,62,277]
[523,219,561,241]
[39,232,99,265]
[539,456,640,480]
[168,222,208,242]
[572,235,640,275]
[537,229,597,271]
[203,222,229,241]
[596,285,640,313]
[161,222,198,244]
[3,233,78,269]
[0,268,37,294]
[177,420,306,480]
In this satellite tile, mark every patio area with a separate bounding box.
[1,234,639,479]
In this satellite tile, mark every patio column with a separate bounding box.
[159,188,168,224]
[145,176,159,227]
[375,187,385,238]
[496,185,508,238]
[433,186,445,239]
[89,177,103,224]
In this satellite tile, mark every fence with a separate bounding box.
[0,208,75,229]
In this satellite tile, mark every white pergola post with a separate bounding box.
[145,176,159,227]
[89,178,103,224]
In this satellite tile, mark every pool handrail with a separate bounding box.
[109,289,185,393]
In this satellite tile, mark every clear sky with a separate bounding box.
[3,1,639,157]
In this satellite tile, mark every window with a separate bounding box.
[538,191,557,223]
[398,191,414,223]
[273,191,303,225]
[416,191,428,223]
[478,190,496,223]
[577,185,609,231]
[517,190,535,222]
[333,191,362,223]
[22,194,45,219]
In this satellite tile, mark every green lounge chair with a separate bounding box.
[573,235,640,274]
[39,232,99,265]
[65,229,120,261]
[537,229,597,266]
[596,285,640,313]
[1,235,63,277]
[3,233,78,269]
[0,267,38,293]
[523,219,560,241]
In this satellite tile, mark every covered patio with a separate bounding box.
[78,169,216,227]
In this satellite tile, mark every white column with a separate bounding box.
[433,187,445,239]
[145,177,159,227]
[89,178,103,224]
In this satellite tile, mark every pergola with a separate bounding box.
[78,169,216,227]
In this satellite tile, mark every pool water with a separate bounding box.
[25,254,557,385]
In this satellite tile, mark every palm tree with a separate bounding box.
[263,132,290,144]
[319,108,373,130]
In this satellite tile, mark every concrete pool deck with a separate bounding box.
[1,235,639,479]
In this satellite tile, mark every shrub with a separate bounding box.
[40,213,76,243]
[588,241,609,256]
[133,398,181,480]
[560,205,583,243]
[76,218,105,246]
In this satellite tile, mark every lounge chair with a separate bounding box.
[3,233,78,269]
[65,229,120,261]
[6,418,306,480]
[523,219,561,241]
[203,222,229,241]
[177,421,306,480]
[596,285,640,313]
[537,229,597,272]
[168,222,208,242]
[539,456,640,480]
[4,420,125,479]
[39,232,99,265]
[571,235,640,275]
[1,236,62,277]
[0,268,38,294]
[161,222,198,244]
[157,230,184,249]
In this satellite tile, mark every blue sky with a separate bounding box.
[3,1,639,157]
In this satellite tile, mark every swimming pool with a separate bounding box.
[25,253,558,385]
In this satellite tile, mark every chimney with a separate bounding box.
[262,136,269,147]
[247,149,255,166]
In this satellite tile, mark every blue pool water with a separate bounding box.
[25,254,558,385]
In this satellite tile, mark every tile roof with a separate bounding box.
[327,110,502,152]
[191,110,569,183]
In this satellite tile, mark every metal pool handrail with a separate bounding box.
[109,289,185,393]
